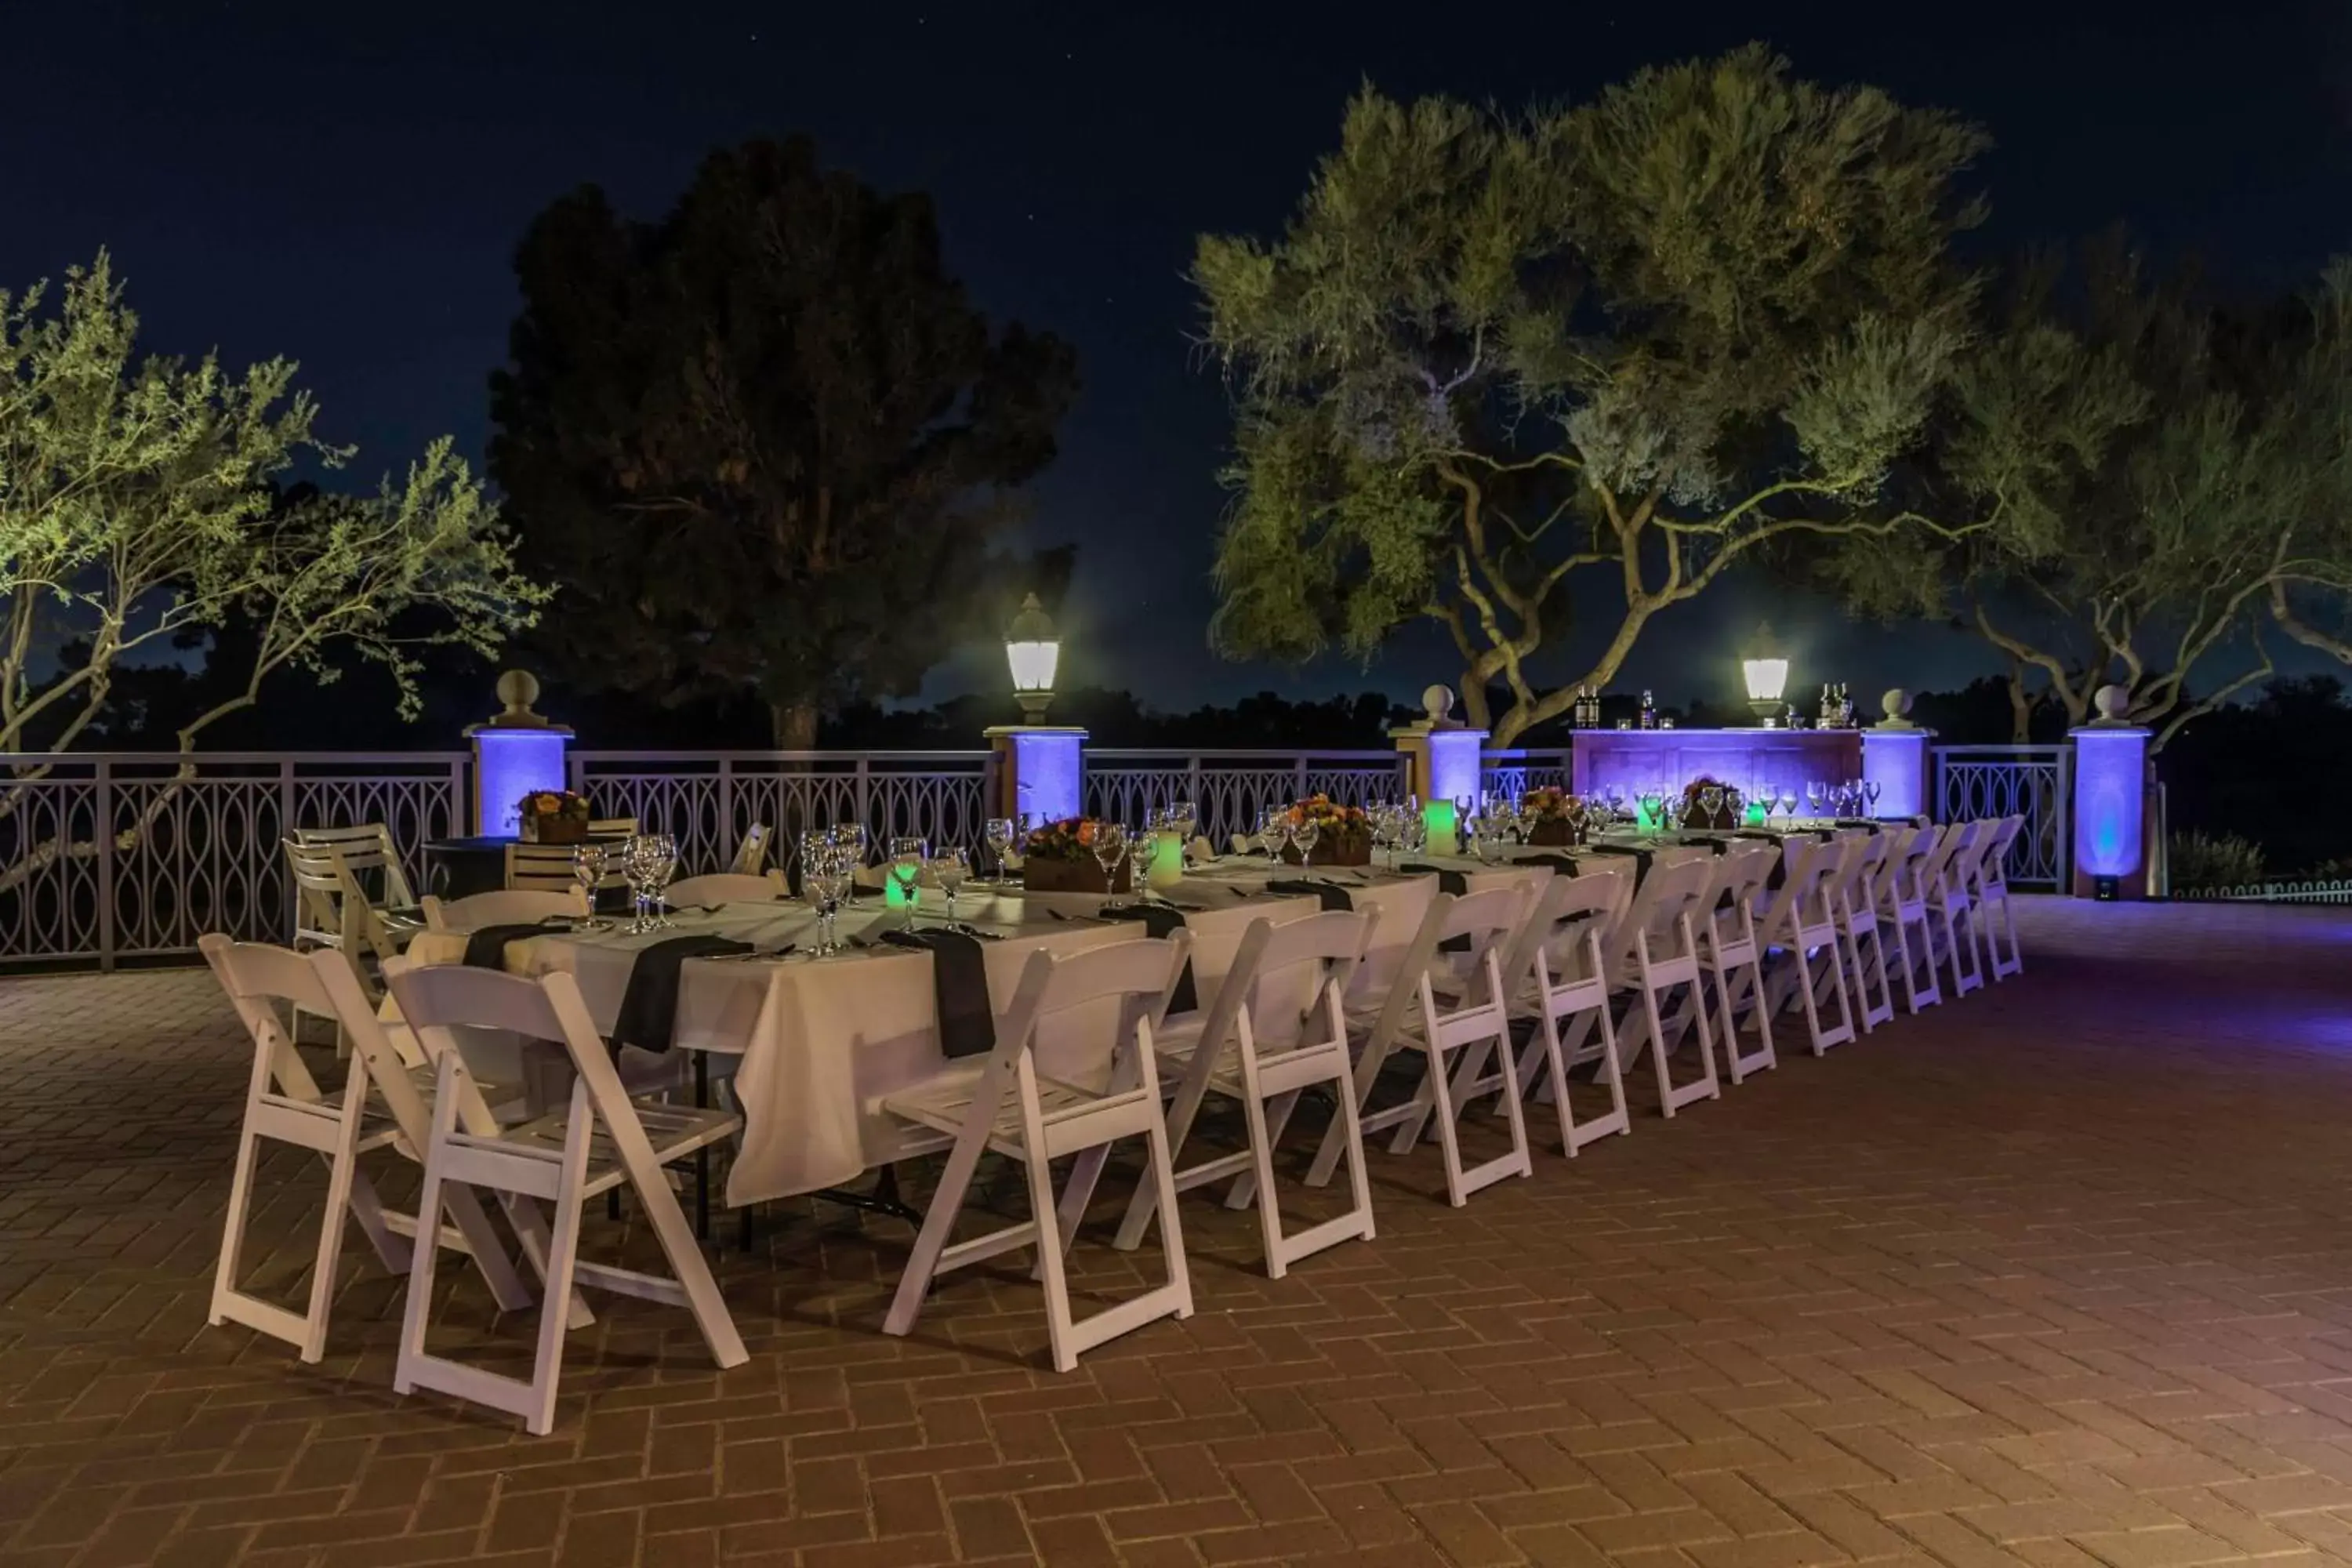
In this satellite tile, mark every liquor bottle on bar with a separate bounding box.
[1639,690,1656,730]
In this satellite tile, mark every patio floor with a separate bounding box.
[8,898,2352,1566]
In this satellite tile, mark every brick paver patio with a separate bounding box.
[8,898,2352,1566]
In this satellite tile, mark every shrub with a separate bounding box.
[2169,831,2266,891]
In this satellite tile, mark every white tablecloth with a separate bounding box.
[408,884,1316,1204]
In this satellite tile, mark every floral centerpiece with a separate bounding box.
[1522,786,1577,846]
[1021,817,1131,894]
[1679,775,1737,832]
[1283,794,1371,866]
[517,789,591,844]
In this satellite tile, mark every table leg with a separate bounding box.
[811,1165,921,1225]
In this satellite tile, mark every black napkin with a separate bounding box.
[461,919,572,970]
[1100,904,1198,1013]
[880,928,996,1059]
[1268,878,1354,913]
[610,935,753,1053]
[1401,864,1474,953]
[1520,854,1584,877]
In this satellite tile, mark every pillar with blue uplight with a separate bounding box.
[2071,686,2151,899]
[465,670,572,837]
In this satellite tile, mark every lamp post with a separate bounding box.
[985,593,1084,825]
[1741,625,1789,727]
[1004,593,1060,725]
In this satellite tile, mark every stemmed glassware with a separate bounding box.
[1698,785,1723,829]
[1127,829,1157,904]
[982,818,1016,885]
[798,831,851,955]
[1258,804,1290,863]
[1167,798,1197,848]
[1863,779,1882,817]
[1777,786,1799,825]
[887,837,926,914]
[622,833,677,933]
[570,843,612,931]
[931,846,969,919]
[1091,821,1129,895]
[1805,780,1828,818]
[1637,788,1664,835]
[831,822,871,906]
[1292,815,1322,868]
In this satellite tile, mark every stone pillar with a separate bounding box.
[464,670,572,837]
[984,726,1087,826]
[1390,685,1486,855]
[1861,689,1933,820]
[2070,687,2151,899]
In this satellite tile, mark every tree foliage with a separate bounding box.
[1837,241,2352,750]
[0,252,541,757]
[490,137,1079,750]
[1194,47,1990,744]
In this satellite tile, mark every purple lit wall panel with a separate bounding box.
[1570,729,1861,802]
[474,730,569,836]
[2072,728,2148,883]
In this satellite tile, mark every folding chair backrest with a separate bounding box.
[1630,855,1715,965]
[1773,838,1846,935]
[292,823,416,908]
[1531,872,1625,988]
[1710,844,1777,926]
[990,936,1195,1108]
[1437,886,1531,1008]
[1359,890,1457,1054]
[729,824,773,877]
[506,842,581,894]
[667,870,786,906]
[423,887,586,933]
[1825,833,1873,914]
[285,841,347,947]
[200,934,434,1147]
[1247,909,1375,1048]
[1924,820,1976,895]
[1980,816,2021,888]
[1886,822,1940,906]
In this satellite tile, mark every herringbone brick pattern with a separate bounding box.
[6,898,2352,1566]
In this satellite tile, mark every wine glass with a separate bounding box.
[983,817,1016,884]
[1091,821,1129,894]
[831,822,871,906]
[1169,798,1197,848]
[1637,789,1664,834]
[1805,780,1827,818]
[931,846,969,918]
[1258,804,1290,862]
[570,843,611,931]
[1398,811,1426,857]
[1777,786,1799,825]
[645,833,678,926]
[1698,786,1723,829]
[887,837,926,914]
[800,838,846,955]
[1127,829,1158,904]
[1864,779,1882,817]
[1292,816,1322,867]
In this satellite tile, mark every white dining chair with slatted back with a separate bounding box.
[1310,885,1535,1207]
[503,841,584,895]
[1757,839,1857,1055]
[292,823,422,921]
[1826,832,1896,1034]
[1697,842,1780,1085]
[198,936,533,1363]
[1922,821,1985,998]
[666,870,786,906]
[1875,822,1945,1014]
[1973,815,2025,980]
[1114,909,1378,1277]
[386,964,746,1434]
[1513,870,1635,1153]
[421,887,586,932]
[728,824,774,877]
[1603,855,1724,1116]
[880,936,1196,1370]
[587,816,638,837]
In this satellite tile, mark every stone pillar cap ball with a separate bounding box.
[1875,688,1918,730]
[471,668,567,731]
[1421,684,1455,726]
[2092,684,2132,723]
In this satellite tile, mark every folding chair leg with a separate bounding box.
[617,1140,747,1373]
[209,1124,267,1336]
[1036,1145,1111,1281]
[1028,1146,1084,1374]
[883,1123,989,1338]
[301,1141,361,1364]
[522,1151,590,1436]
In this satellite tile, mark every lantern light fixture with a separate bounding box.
[1004,592,1060,724]
[1741,623,1790,727]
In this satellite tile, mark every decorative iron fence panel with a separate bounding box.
[1479,749,1572,803]
[1932,744,2071,890]
[2173,880,2352,906]
[1084,751,1406,850]
[0,753,468,966]
[569,751,995,876]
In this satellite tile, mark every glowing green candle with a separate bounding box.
[1424,799,1458,857]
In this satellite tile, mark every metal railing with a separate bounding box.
[1933,744,2071,890]
[569,750,996,876]
[1084,750,1407,849]
[0,752,469,966]
[1479,748,1572,801]
[2172,879,2352,906]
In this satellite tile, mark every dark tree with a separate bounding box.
[490,138,1079,749]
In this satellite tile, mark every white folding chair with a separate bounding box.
[1973,816,2024,980]
[504,842,583,895]
[1827,833,1896,1034]
[198,936,532,1363]
[1922,822,1985,998]
[292,823,421,919]
[1698,843,1780,1084]
[1312,887,1535,1207]
[588,816,639,837]
[666,870,786,906]
[422,887,586,933]
[1115,909,1379,1277]
[881,937,1196,1370]
[1512,871,1635,1152]
[1758,840,1857,1054]
[386,964,746,1434]
[1603,856,1724,1116]
[1874,823,1945,1014]
[728,823,774,877]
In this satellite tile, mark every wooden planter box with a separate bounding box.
[1282,837,1371,867]
[1527,820,1574,847]
[1023,856,1131,895]
[521,815,589,845]
[1680,804,1737,833]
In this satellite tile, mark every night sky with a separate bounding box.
[5,1,2346,714]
